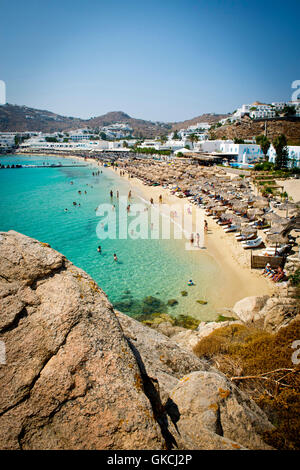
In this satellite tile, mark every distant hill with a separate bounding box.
[1,104,300,143]
[0,104,228,138]
[0,104,83,133]
[0,105,171,138]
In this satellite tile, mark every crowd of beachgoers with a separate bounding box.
[106,157,300,284]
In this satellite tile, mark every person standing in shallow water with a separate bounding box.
[113,253,118,262]
[110,190,113,199]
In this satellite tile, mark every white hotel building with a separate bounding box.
[268,145,300,168]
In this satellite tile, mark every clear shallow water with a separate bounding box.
[0,154,227,320]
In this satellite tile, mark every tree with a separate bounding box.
[14,135,20,147]
[256,135,270,161]
[100,132,107,140]
[159,135,167,145]
[273,134,288,169]
[173,130,180,140]
[189,134,199,147]
[281,105,296,116]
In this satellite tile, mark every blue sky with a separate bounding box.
[1,0,299,121]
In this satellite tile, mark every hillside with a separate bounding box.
[171,113,229,131]
[0,103,228,138]
[0,105,170,138]
[211,116,300,145]
[0,104,83,133]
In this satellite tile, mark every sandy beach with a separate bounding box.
[109,165,275,309]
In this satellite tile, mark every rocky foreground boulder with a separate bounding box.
[0,231,274,450]
[233,289,300,332]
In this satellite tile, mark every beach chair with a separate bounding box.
[242,237,263,249]
[224,225,239,233]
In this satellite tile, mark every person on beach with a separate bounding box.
[127,204,131,213]
[117,190,119,198]
[150,198,154,205]
[113,253,118,262]
[159,195,162,203]
[128,190,132,199]
[110,190,113,198]
[196,232,200,247]
[190,233,194,245]
[204,220,208,232]
[97,246,102,254]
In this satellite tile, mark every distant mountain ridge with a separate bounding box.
[0,103,227,138]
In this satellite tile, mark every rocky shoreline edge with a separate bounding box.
[0,231,299,450]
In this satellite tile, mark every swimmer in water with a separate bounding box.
[113,253,118,262]
[97,246,102,254]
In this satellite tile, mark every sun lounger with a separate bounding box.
[242,237,263,249]
[261,244,291,256]
[224,225,239,233]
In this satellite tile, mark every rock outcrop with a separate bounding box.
[169,371,274,450]
[233,284,300,332]
[233,295,269,324]
[0,231,274,450]
[115,311,210,404]
[0,231,164,450]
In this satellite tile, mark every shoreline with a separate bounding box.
[109,166,275,308]
[3,152,275,312]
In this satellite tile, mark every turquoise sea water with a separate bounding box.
[0,154,227,320]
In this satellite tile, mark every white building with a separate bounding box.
[0,133,16,148]
[19,139,110,151]
[220,143,264,164]
[268,145,300,168]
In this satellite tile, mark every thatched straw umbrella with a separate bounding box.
[253,197,269,209]
[232,201,248,212]
[247,208,264,219]
[241,225,257,235]
[266,232,289,253]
